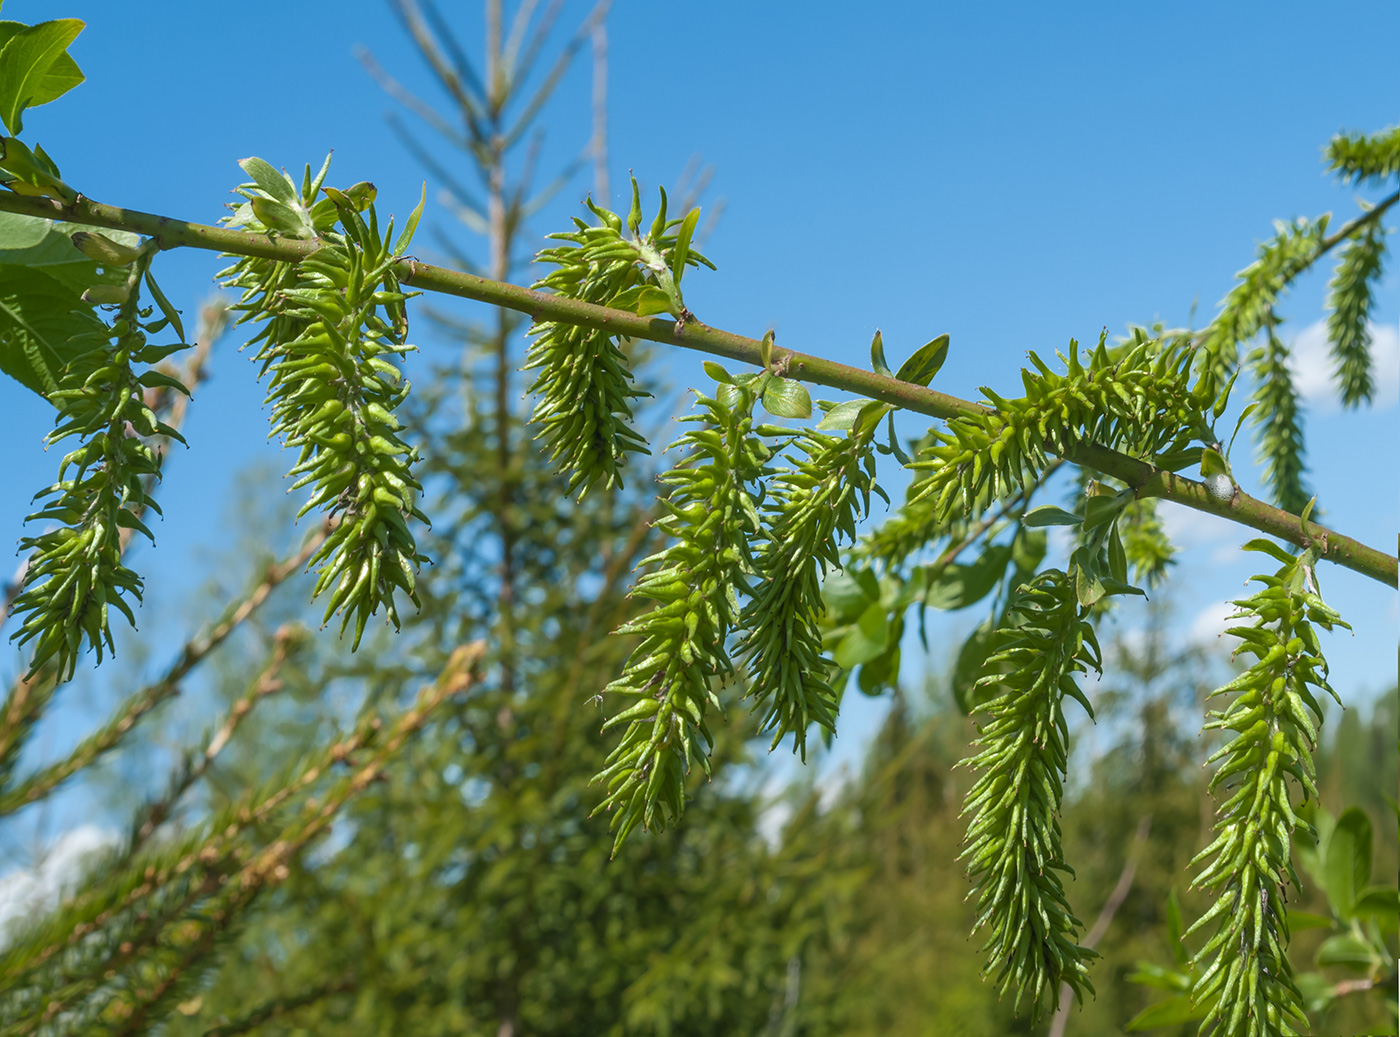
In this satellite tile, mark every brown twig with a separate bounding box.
[1047,815,1153,1037]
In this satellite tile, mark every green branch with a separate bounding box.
[0,190,1393,587]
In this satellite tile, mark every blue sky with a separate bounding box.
[1,1,1396,851]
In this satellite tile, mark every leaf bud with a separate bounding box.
[71,232,144,267]
[82,284,131,306]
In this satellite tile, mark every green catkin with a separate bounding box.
[592,387,768,852]
[1186,541,1344,1037]
[10,245,187,682]
[958,568,1098,1017]
[910,333,1219,523]
[218,156,428,649]
[525,179,713,499]
[738,416,882,757]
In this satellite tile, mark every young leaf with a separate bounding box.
[1023,505,1084,527]
[0,18,84,135]
[702,360,733,384]
[815,398,871,431]
[392,182,427,256]
[0,264,106,396]
[143,268,185,344]
[895,333,949,386]
[922,544,1012,611]
[632,286,674,317]
[761,377,812,419]
[671,207,699,287]
[1322,807,1373,920]
[869,329,892,377]
[238,156,298,204]
[1199,446,1229,479]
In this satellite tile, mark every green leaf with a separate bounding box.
[393,182,427,256]
[632,286,674,317]
[1125,961,1191,993]
[238,156,297,203]
[761,377,812,419]
[853,400,893,436]
[1125,995,1211,1031]
[1083,491,1126,532]
[671,207,699,287]
[1352,886,1399,926]
[951,615,996,714]
[1108,522,1128,583]
[855,645,899,696]
[1023,504,1083,527]
[1315,933,1378,970]
[0,22,81,112]
[1153,446,1203,472]
[1011,527,1047,577]
[895,333,948,386]
[0,18,84,135]
[702,360,733,384]
[1323,807,1373,919]
[1286,909,1337,932]
[883,412,911,464]
[815,398,871,431]
[869,329,892,377]
[832,602,889,670]
[1166,890,1188,967]
[1225,401,1258,460]
[822,567,879,619]
[1240,537,1296,565]
[923,545,1011,612]
[1074,555,1105,607]
[1294,971,1337,1015]
[143,269,184,344]
[0,264,105,396]
[1200,446,1229,479]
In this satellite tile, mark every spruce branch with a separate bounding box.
[0,644,484,1029]
[0,526,326,817]
[124,622,306,857]
[0,192,1392,586]
[198,975,356,1037]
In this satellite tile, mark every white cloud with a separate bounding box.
[0,825,117,945]
[1159,499,1238,548]
[1188,599,1239,646]
[1286,319,1399,412]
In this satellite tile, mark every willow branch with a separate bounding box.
[0,191,1392,587]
